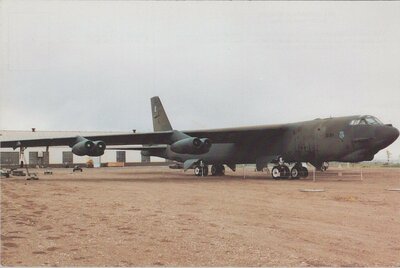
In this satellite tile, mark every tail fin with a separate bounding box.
[151,96,173,132]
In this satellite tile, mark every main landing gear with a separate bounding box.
[193,163,225,177]
[211,164,225,176]
[194,165,208,176]
[271,162,308,180]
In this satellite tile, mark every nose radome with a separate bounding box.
[385,126,399,145]
[393,127,400,141]
[374,126,399,149]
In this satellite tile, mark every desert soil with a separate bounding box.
[1,166,400,266]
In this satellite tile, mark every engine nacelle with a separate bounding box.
[170,137,211,154]
[71,137,106,156]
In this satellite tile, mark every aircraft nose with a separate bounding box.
[393,127,400,142]
[376,126,399,148]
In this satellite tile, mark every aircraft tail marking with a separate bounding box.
[151,96,173,132]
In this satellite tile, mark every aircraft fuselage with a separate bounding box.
[152,115,399,169]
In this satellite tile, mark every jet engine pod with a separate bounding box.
[170,137,212,154]
[71,137,106,156]
[200,138,211,150]
[72,139,95,156]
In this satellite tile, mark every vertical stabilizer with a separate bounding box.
[151,96,173,132]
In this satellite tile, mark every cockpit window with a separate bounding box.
[350,119,360,125]
[350,116,383,126]
[365,117,376,125]
[365,116,383,125]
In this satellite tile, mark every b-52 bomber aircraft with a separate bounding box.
[1,97,398,179]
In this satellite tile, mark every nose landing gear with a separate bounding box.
[321,162,329,171]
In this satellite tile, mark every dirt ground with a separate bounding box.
[1,166,399,266]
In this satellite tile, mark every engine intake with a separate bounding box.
[92,140,106,156]
[170,137,212,154]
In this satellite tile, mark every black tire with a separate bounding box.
[211,165,225,176]
[220,165,225,175]
[301,167,309,178]
[290,167,300,179]
[194,166,202,176]
[271,167,281,179]
[280,166,290,179]
[211,165,218,176]
[202,166,209,176]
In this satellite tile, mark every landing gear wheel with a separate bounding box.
[290,166,300,179]
[300,167,309,178]
[271,167,281,180]
[211,165,225,176]
[194,164,209,177]
[194,166,202,176]
[202,166,209,176]
[211,165,217,175]
[280,165,290,179]
[219,165,225,175]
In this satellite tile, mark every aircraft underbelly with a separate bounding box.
[166,143,238,163]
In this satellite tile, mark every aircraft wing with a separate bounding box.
[0,124,286,149]
[0,131,173,149]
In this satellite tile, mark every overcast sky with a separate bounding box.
[1,1,399,161]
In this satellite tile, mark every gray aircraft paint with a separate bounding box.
[141,98,399,171]
[151,97,172,132]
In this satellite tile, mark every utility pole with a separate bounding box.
[386,150,391,164]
